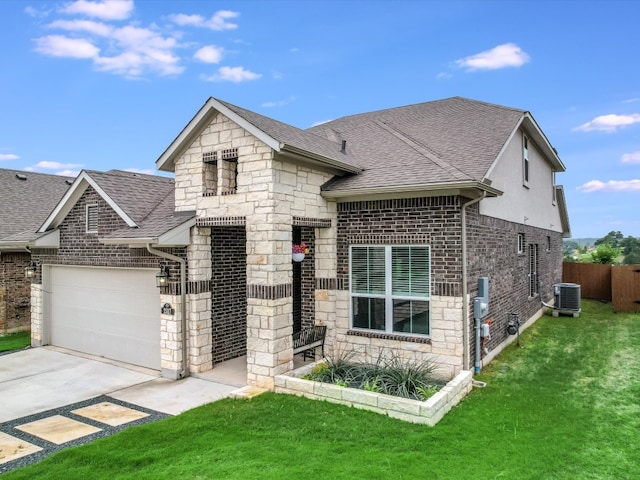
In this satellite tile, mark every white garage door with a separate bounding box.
[48,266,161,370]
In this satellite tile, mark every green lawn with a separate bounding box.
[0,331,30,353]
[5,300,640,479]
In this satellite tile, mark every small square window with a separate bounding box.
[86,205,98,233]
[517,233,525,254]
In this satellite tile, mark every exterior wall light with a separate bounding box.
[156,264,170,288]
[24,261,37,279]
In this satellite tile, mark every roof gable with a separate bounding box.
[39,170,174,233]
[156,97,362,174]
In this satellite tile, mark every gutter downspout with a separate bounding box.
[146,244,189,379]
[461,192,486,372]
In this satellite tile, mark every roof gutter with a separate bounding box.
[321,181,503,199]
[461,191,487,371]
[146,244,189,380]
[280,145,363,174]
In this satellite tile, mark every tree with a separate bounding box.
[590,243,622,264]
[621,236,640,265]
[595,231,624,248]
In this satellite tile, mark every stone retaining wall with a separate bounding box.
[275,362,473,426]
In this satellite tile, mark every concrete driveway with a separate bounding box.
[0,347,242,423]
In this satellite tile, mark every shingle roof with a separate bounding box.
[82,170,194,241]
[307,97,525,191]
[103,186,195,240]
[215,98,363,169]
[0,169,72,243]
[84,170,175,224]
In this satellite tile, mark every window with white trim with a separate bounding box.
[517,233,525,254]
[86,204,98,233]
[528,244,539,297]
[552,171,557,205]
[350,245,430,335]
[523,134,530,187]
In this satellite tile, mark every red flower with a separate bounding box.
[292,243,307,254]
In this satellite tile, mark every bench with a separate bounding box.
[292,325,326,360]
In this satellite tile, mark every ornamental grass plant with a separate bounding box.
[303,348,444,400]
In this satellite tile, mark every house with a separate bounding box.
[29,96,570,388]
[0,169,72,333]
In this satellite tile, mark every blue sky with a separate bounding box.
[1,0,639,239]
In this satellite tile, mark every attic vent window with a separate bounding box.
[86,204,98,233]
[203,151,218,164]
[15,174,27,181]
[221,148,238,160]
[220,148,239,195]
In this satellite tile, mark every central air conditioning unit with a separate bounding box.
[552,283,581,317]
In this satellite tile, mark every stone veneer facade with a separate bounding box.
[173,111,337,388]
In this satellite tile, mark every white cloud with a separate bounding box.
[31,5,252,80]
[61,0,134,20]
[37,22,183,77]
[578,179,640,192]
[203,66,261,82]
[574,113,640,133]
[436,72,452,80]
[455,43,530,71]
[194,45,223,64]
[25,5,51,18]
[48,19,113,36]
[622,151,640,164]
[171,10,239,30]
[622,98,640,104]
[35,35,100,58]
[0,153,19,161]
[261,96,296,108]
[33,161,83,170]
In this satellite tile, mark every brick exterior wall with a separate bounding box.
[337,197,463,294]
[0,252,32,332]
[334,195,563,376]
[31,187,187,278]
[293,226,316,332]
[211,226,247,364]
[466,202,563,361]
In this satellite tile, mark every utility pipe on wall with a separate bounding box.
[460,192,486,372]
[146,244,189,379]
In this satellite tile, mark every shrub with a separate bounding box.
[303,349,443,400]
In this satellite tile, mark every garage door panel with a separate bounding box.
[49,266,160,369]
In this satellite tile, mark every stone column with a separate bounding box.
[160,292,183,379]
[245,205,294,389]
[30,284,43,346]
[187,227,213,373]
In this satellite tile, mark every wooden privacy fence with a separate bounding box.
[563,262,640,313]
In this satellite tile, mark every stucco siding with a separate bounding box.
[482,129,563,233]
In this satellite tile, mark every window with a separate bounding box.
[203,151,217,196]
[523,134,530,187]
[350,245,430,335]
[546,236,552,252]
[528,244,539,297]
[552,172,557,205]
[86,204,98,233]
[517,233,525,254]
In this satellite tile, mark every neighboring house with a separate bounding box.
[30,96,570,388]
[0,169,72,333]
